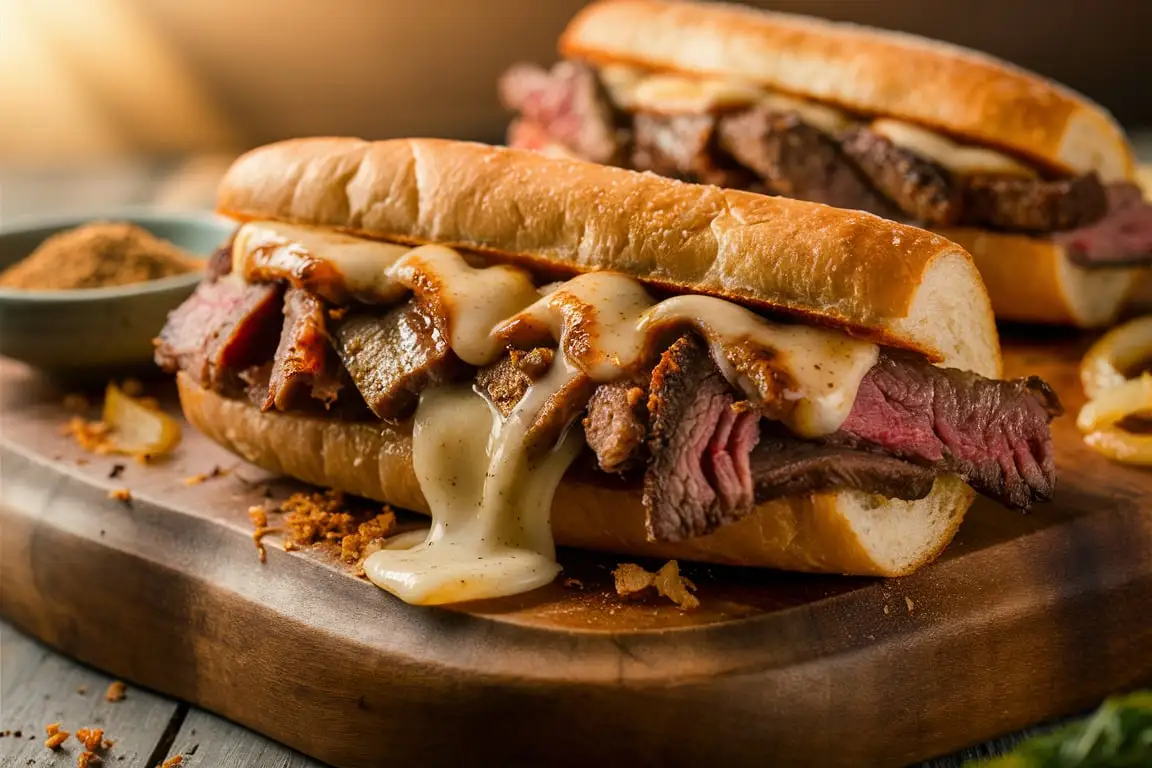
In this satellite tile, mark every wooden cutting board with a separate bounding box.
[2,328,1151,768]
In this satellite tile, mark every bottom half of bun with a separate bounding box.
[178,374,975,577]
[937,227,1145,328]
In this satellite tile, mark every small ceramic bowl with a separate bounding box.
[0,210,233,379]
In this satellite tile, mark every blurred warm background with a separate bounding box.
[2,0,1151,216]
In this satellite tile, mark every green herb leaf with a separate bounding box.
[972,692,1152,767]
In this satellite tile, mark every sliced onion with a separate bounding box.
[1076,374,1152,432]
[102,383,182,459]
[1080,315,1152,400]
[1083,429,1152,466]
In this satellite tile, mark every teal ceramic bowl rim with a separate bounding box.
[0,208,232,303]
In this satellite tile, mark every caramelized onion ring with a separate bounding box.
[1080,315,1152,399]
[1078,315,1152,465]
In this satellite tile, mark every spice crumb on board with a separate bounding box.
[613,560,699,610]
[183,465,231,486]
[76,685,88,695]
[63,417,115,454]
[77,750,102,766]
[75,727,104,751]
[107,488,132,503]
[247,490,398,571]
[107,464,126,480]
[905,597,915,614]
[44,723,69,749]
[104,681,126,702]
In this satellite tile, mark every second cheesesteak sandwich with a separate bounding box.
[500,0,1152,328]
[156,138,1059,605]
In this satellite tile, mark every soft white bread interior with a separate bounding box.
[560,0,1134,182]
[179,374,974,577]
[937,228,1142,328]
[218,137,1001,377]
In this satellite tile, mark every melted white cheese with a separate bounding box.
[232,221,411,303]
[364,360,583,604]
[642,296,879,438]
[758,93,856,136]
[236,229,882,605]
[597,66,854,134]
[870,119,1037,178]
[390,245,539,366]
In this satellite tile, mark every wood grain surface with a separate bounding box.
[2,327,1151,768]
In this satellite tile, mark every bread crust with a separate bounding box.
[936,228,1142,328]
[178,374,973,577]
[560,0,1134,182]
[218,137,999,376]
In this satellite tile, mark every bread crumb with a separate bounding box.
[883,604,890,615]
[563,578,584,590]
[162,756,183,767]
[339,511,397,564]
[104,681,126,702]
[107,488,132,503]
[612,561,699,610]
[101,739,114,750]
[248,506,269,529]
[75,727,103,751]
[905,597,915,614]
[183,465,230,486]
[63,393,90,413]
[63,417,115,454]
[45,726,69,749]
[77,684,88,695]
[78,750,102,766]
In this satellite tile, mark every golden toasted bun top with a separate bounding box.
[560,0,1134,182]
[218,137,1000,376]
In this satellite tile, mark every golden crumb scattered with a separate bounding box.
[883,604,890,616]
[45,726,69,749]
[101,739,114,750]
[339,511,397,564]
[183,465,230,486]
[162,756,183,767]
[250,491,398,571]
[46,723,63,736]
[77,684,88,695]
[328,306,349,321]
[75,727,103,751]
[563,578,584,590]
[613,561,699,610]
[78,750,102,767]
[107,488,132,503]
[905,597,915,614]
[120,378,144,397]
[248,505,269,529]
[104,681,126,702]
[63,417,115,454]
[63,393,90,413]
